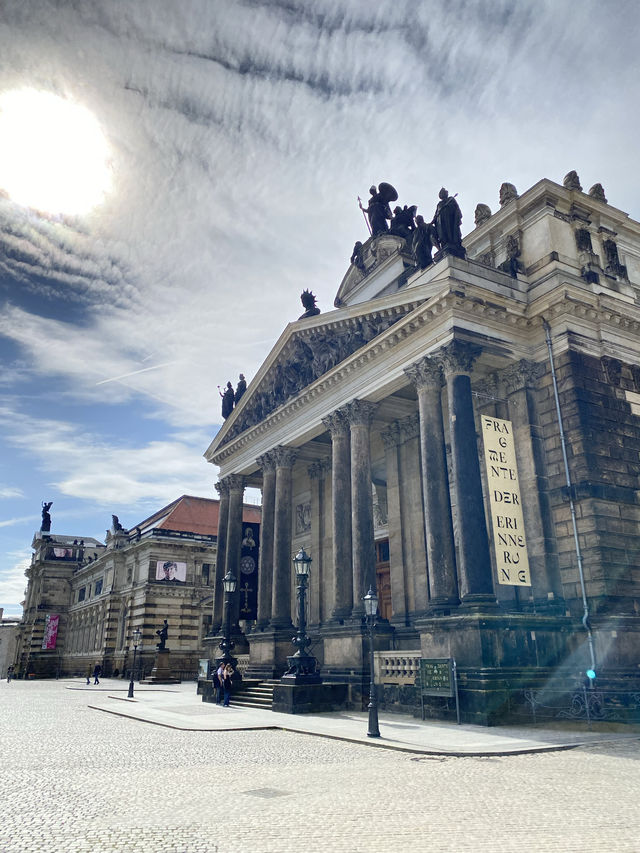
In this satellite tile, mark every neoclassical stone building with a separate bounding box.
[206,174,640,723]
[15,495,260,679]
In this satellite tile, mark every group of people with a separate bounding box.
[86,664,102,685]
[214,661,235,707]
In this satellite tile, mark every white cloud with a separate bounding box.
[0,551,29,612]
[0,405,216,510]
[0,487,24,500]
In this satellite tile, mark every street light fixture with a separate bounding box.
[218,570,238,669]
[282,547,320,684]
[127,627,142,699]
[363,586,380,738]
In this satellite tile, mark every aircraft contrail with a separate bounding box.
[95,362,177,385]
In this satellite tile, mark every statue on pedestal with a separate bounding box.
[359,183,398,236]
[219,382,235,419]
[155,620,169,651]
[41,501,52,532]
[412,215,438,269]
[433,188,465,258]
[299,289,320,319]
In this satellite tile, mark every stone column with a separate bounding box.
[270,446,297,629]
[256,452,277,628]
[405,356,459,611]
[440,341,496,607]
[380,422,408,622]
[398,413,429,614]
[322,410,353,621]
[501,359,564,608]
[224,474,245,627]
[345,399,377,619]
[212,480,230,631]
[308,460,330,626]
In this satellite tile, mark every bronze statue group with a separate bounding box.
[357,182,465,271]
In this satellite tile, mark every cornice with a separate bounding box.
[209,284,533,467]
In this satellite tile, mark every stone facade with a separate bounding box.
[204,176,640,724]
[13,496,260,680]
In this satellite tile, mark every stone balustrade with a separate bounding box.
[374,651,421,685]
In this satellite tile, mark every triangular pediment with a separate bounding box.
[336,233,415,308]
[208,295,424,456]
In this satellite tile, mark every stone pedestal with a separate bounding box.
[272,682,348,714]
[141,650,180,684]
[244,628,300,680]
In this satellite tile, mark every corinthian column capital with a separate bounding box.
[404,356,443,391]
[439,340,482,377]
[256,450,278,473]
[500,359,544,394]
[215,480,230,498]
[272,445,297,468]
[344,399,376,427]
[322,410,349,437]
[224,473,245,492]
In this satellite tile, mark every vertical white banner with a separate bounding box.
[481,415,531,586]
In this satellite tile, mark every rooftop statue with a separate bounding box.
[41,501,52,532]
[499,182,518,206]
[350,241,366,275]
[219,382,235,419]
[412,215,437,269]
[474,203,492,226]
[389,204,417,243]
[433,188,464,258]
[563,170,582,191]
[234,374,247,405]
[299,289,320,319]
[588,183,607,204]
[359,183,398,236]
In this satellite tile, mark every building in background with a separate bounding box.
[13,495,261,679]
[206,173,640,723]
[0,609,20,679]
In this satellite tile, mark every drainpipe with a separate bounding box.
[542,318,597,681]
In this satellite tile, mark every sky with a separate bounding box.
[0,0,639,616]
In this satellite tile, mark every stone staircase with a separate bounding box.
[233,679,277,710]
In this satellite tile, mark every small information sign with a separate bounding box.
[419,658,454,697]
[198,658,210,679]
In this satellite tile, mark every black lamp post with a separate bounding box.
[218,570,238,668]
[127,627,142,699]
[364,586,380,738]
[282,547,320,684]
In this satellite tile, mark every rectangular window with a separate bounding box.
[78,587,86,602]
[202,563,210,585]
[94,578,103,596]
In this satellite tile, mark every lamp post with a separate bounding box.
[127,627,142,699]
[282,547,320,683]
[218,570,238,668]
[364,586,380,738]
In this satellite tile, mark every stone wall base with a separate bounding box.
[272,682,348,714]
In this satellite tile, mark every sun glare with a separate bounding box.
[0,88,112,216]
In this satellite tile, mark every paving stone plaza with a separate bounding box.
[1,680,639,852]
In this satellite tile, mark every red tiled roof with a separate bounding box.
[135,495,260,537]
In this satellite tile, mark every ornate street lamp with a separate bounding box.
[282,547,320,684]
[364,586,380,738]
[127,627,142,699]
[218,570,238,669]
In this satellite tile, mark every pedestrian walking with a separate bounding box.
[86,664,92,685]
[6,665,14,683]
[93,664,102,685]
[216,661,225,704]
[222,663,234,707]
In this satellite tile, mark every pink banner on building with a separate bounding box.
[42,614,59,649]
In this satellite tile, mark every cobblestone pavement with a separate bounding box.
[1,681,639,853]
